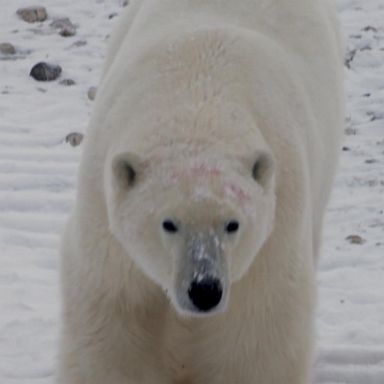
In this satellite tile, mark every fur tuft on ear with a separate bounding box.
[252,151,275,189]
[111,153,141,189]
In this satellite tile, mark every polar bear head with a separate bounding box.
[105,142,276,317]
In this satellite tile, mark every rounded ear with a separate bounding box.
[252,151,275,189]
[111,152,142,189]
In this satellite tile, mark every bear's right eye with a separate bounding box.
[225,220,240,234]
[162,220,179,234]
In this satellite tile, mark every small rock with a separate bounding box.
[88,86,97,100]
[17,6,48,23]
[109,13,118,20]
[60,78,76,86]
[60,28,75,37]
[71,40,87,48]
[345,127,357,136]
[345,48,356,69]
[120,0,129,7]
[50,18,76,37]
[346,235,366,245]
[367,112,381,122]
[65,132,84,147]
[342,146,350,152]
[360,45,372,52]
[362,25,378,33]
[0,43,16,55]
[30,62,62,81]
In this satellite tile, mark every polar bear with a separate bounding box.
[58,1,344,383]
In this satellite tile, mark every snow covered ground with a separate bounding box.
[0,0,383,383]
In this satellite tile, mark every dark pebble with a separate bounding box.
[65,132,84,147]
[30,62,62,81]
[60,78,76,86]
[346,235,366,245]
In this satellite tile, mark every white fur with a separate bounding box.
[58,0,344,383]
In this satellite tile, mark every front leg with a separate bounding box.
[58,224,171,384]
[57,319,171,384]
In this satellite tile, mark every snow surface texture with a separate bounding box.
[0,0,383,383]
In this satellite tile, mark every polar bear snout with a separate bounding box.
[188,277,223,312]
[171,231,230,316]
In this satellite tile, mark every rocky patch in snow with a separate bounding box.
[50,18,76,37]
[0,42,16,55]
[17,6,48,23]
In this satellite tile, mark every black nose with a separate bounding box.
[188,278,223,312]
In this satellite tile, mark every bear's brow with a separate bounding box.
[171,164,222,179]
